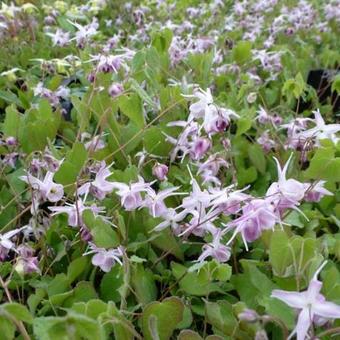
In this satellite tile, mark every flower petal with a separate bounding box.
[289,308,312,340]
[271,289,305,309]
[313,301,340,319]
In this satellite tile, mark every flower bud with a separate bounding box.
[238,309,258,322]
[255,330,268,340]
[5,136,17,146]
[108,83,124,97]
[190,137,211,160]
[152,163,168,181]
[247,92,257,103]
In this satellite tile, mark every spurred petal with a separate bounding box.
[307,279,322,299]
[313,109,325,127]
[271,289,306,309]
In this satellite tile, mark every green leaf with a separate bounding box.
[130,78,158,109]
[171,262,224,296]
[47,273,71,297]
[232,41,252,65]
[131,264,157,305]
[142,297,184,340]
[0,316,15,340]
[118,93,145,128]
[269,231,293,277]
[178,330,202,340]
[54,142,88,186]
[1,303,33,323]
[236,118,252,136]
[18,99,61,153]
[305,147,340,182]
[205,300,237,336]
[248,144,266,174]
[152,28,173,52]
[237,166,257,187]
[143,126,172,156]
[83,210,119,248]
[0,90,22,106]
[265,297,295,329]
[100,265,124,303]
[3,105,21,137]
[67,257,89,283]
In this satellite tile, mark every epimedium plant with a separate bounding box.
[0,0,339,339]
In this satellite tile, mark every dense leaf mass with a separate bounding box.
[0,0,339,339]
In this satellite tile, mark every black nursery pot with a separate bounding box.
[297,69,339,115]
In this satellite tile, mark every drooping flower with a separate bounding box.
[83,243,124,272]
[69,18,99,48]
[0,227,25,261]
[271,261,340,340]
[225,198,279,250]
[78,161,115,200]
[183,87,214,119]
[303,181,333,202]
[209,185,250,215]
[197,229,231,263]
[257,131,276,153]
[180,177,212,211]
[153,208,189,233]
[297,109,340,146]
[111,176,151,211]
[15,245,40,274]
[189,137,211,160]
[46,29,70,47]
[164,120,199,162]
[179,206,218,237]
[152,163,168,181]
[49,198,106,227]
[142,186,184,218]
[20,171,64,212]
[82,133,106,152]
[266,154,305,212]
[108,82,124,97]
[197,154,228,186]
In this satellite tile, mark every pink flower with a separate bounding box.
[49,198,105,227]
[266,154,305,211]
[152,163,168,181]
[297,109,340,146]
[304,181,333,202]
[82,133,106,152]
[108,83,124,97]
[257,131,276,153]
[190,137,211,160]
[20,171,64,212]
[197,154,228,186]
[0,228,25,260]
[210,185,250,215]
[111,176,151,211]
[78,161,115,200]
[225,199,278,250]
[197,229,231,263]
[179,207,218,237]
[183,88,214,119]
[84,243,124,272]
[142,186,184,218]
[181,177,212,211]
[153,208,189,233]
[271,261,340,340]
[256,106,271,124]
[16,245,40,274]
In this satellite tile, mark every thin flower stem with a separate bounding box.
[315,326,340,339]
[0,276,31,340]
